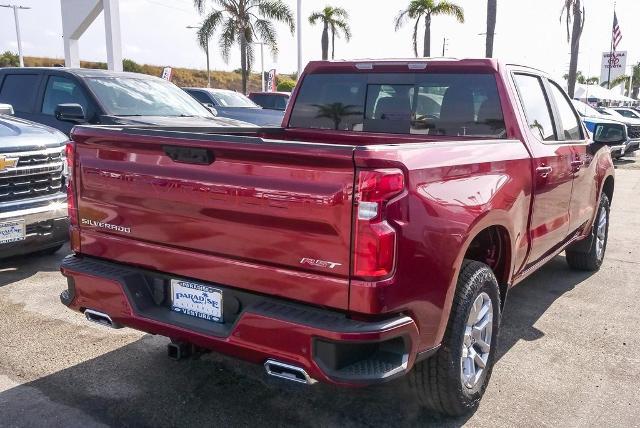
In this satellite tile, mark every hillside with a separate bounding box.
[17,55,295,92]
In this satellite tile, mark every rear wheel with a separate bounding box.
[566,194,610,271]
[408,260,501,416]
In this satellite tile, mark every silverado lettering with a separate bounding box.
[60,59,614,416]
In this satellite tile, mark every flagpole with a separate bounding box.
[607,2,616,90]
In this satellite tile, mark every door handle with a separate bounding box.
[536,166,553,178]
[571,159,583,171]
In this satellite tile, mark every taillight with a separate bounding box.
[66,141,78,227]
[353,169,404,279]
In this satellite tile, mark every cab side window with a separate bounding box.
[41,76,89,115]
[514,74,556,142]
[547,81,583,140]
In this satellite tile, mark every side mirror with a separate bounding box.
[0,103,14,115]
[592,122,627,145]
[55,103,86,123]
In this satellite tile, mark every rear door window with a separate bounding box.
[288,73,505,137]
[187,90,213,105]
[513,74,556,142]
[547,81,583,140]
[41,76,89,115]
[0,74,41,113]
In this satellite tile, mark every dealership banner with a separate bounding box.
[266,69,277,92]
[600,51,626,84]
[161,67,173,81]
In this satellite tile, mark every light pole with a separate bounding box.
[187,25,211,88]
[1,4,31,67]
[296,0,302,76]
[251,42,265,92]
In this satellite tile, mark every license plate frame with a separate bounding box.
[0,219,26,245]
[170,279,223,323]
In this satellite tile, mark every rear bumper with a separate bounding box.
[60,255,423,386]
[0,202,69,259]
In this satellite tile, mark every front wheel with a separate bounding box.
[566,193,610,271]
[408,260,501,416]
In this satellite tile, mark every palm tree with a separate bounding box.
[585,76,599,85]
[485,0,497,57]
[600,63,640,98]
[193,0,295,94]
[561,0,585,98]
[394,0,464,57]
[563,70,586,84]
[309,6,352,60]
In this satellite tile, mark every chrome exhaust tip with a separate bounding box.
[84,309,122,329]
[264,359,317,385]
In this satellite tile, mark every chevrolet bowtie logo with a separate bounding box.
[0,155,18,172]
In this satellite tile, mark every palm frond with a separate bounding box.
[309,12,325,25]
[254,19,278,56]
[197,10,224,50]
[432,1,464,23]
[332,19,351,41]
[394,9,410,31]
[256,0,295,33]
[217,17,237,63]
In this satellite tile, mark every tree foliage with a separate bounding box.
[192,0,295,94]
[0,51,19,67]
[394,0,464,57]
[309,6,351,60]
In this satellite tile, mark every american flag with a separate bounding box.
[612,12,622,51]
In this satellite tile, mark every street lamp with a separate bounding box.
[186,25,211,88]
[251,42,265,92]
[296,0,302,76]
[1,4,31,67]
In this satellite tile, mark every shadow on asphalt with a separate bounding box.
[0,246,70,288]
[0,255,594,427]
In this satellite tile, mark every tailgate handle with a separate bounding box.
[163,146,214,165]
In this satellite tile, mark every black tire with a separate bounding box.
[408,260,501,416]
[566,194,610,271]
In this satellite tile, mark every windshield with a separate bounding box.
[85,77,214,117]
[211,91,259,108]
[289,73,505,137]
[571,100,602,118]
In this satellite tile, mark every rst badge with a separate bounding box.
[299,258,342,269]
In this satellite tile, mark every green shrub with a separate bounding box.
[123,58,143,73]
[0,51,19,67]
[276,77,296,92]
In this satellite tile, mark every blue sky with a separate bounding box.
[0,0,637,82]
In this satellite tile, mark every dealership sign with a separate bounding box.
[600,51,626,84]
[266,69,277,92]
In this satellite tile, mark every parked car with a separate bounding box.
[612,107,640,119]
[248,91,291,111]
[183,88,284,126]
[572,100,629,159]
[594,106,640,155]
[60,59,615,416]
[0,68,251,136]
[0,111,68,259]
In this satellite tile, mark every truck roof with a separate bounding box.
[0,67,161,80]
[303,58,547,75]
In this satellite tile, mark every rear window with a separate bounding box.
[0,74,41,113]
[288,73,505,137]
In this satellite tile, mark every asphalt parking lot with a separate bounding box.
[1,160,639,428]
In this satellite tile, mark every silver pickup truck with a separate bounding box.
[0,104,68,258]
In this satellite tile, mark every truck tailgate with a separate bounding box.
[72,128,356,310]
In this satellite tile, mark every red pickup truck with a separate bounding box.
[60,59,616,416]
